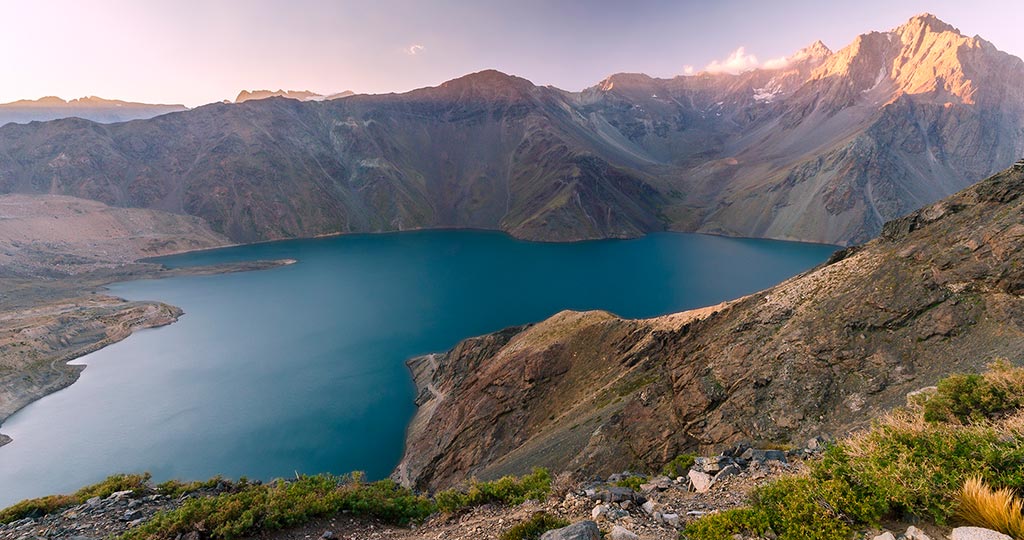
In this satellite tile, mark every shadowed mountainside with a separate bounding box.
[0,14,1020,246]
[395,163,1024,490]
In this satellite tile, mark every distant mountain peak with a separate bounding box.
[235,89,322,103]
[898,12,959,36]
[428,70,537,100]
[796,40,833,60]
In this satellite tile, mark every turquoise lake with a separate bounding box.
[0,230,836,506]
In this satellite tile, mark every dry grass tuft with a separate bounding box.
[959,476,1024,539]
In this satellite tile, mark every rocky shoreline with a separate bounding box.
[0,259,295,447]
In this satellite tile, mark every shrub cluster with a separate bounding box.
[922,359,1024,423]
[661,454,696,479]
[0,473,151,524]
[499,512,570,540]
[435,468,552,513]
[683,360,1024,540]
[122,474,434,540]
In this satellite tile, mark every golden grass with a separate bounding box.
[959,476,1024,539]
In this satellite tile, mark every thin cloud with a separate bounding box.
[762,56,791,70]
[405,44,425,56]
[704,47,760,74]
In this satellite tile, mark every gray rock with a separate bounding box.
[123,508,143,521]
[949,528,1013,540]
[108,490,134,500]
[320,531,335,540]
[661,513,681,528]
[688,470,713,493]
[641,500,658,515]
[540,520,601,540]
[608,525,640,540]
[591,504,609,519]
[871,532,896,540]
[606,507,629,520]
[905,525,931,540]
[84,497,101,507]
[714,464,741,483]
[603,487,637,503]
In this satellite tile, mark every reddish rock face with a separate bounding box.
[397,166,1024,491]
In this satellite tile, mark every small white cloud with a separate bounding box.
[762,56,791,70]
[682,65,695,75]
[405,44,425,56]
[704,47,760,75]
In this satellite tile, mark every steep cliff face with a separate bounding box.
[396,164,1024,491]
[0,15,1020,246]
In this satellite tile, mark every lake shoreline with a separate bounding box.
[0,259,295,448]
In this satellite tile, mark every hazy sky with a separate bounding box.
[1,0,1020,107]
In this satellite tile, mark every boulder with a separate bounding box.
[608,525,640,540]
[872,533,896,540]
[540,520,601,540]
[949,528,1013,540]
[641,500,658,515]
[688,470,713,493]
[905,525,931,540]
[591,504,609,519]
[661,513,681,527]
[714,464,741,483]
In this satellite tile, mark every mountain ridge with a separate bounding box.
[0,14,1019,246]
[0,96,186,126]
[396,161,1024,490]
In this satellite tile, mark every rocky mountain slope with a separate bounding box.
[395,162,1024,491]
[0,14,1019,246]
[0,96,186,126]
[234,89,355,103]
[0,194,229,277]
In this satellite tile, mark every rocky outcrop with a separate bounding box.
[397,164,1024,490]
[0,15,1019,246]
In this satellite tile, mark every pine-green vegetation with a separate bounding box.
[434,468,553,514]
[499,512,570,540]
[122,474,435,540]
[0,468,553,540]
[682,360,1024,540]
[0,473,152,524]
[613,475,648,491]
[661,454,697,479]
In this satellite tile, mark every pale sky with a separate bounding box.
[0,0,1020,107]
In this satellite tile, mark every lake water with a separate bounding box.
[0,230,835,506]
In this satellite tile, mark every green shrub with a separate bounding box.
[435,468,552,514]
[122,474,434,540]
[157,476,225,498]
[500,512,570,540]
[922,360,1024,423]
[685,361,1024,538]
[816,410,1024,523]
[613,475,647,491]
[661,454,696,478]
[682,475,882,540]
[0,473,152,524]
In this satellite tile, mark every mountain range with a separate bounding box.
[0,96,186,126]
[0,14,1020,246]
[234,89,356,103]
